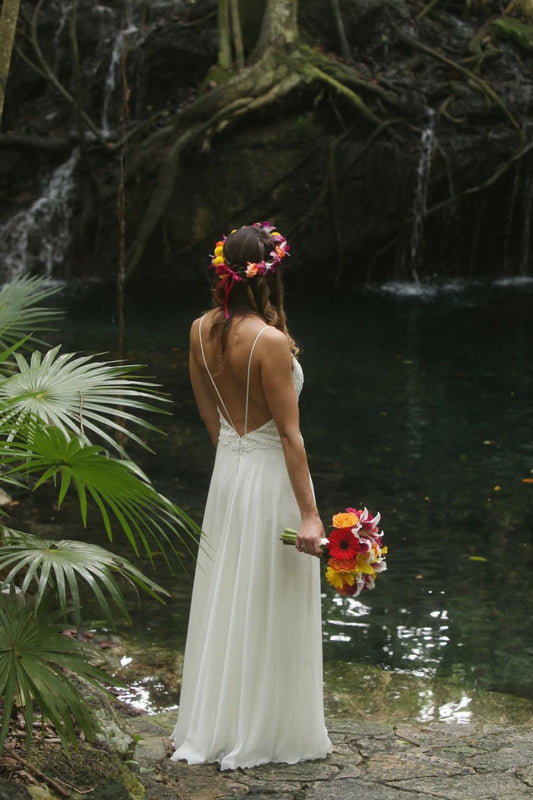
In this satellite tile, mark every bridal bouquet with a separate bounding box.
[281,507,387,598]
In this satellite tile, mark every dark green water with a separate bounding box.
[56,279,533,715]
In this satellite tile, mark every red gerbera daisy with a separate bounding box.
[326,528,360,560]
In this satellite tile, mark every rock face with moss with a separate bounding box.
[1,0,532,287]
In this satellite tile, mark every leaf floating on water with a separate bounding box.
[468,556,489,562]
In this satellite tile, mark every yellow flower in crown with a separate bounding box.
[332,511,359,529]
[209,222,290,319]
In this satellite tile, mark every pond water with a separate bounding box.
[54,278,533,721]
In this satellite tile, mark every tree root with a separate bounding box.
[303,64,382,126]
[307,47,402,111]
[26,0,110,149]
[416,0,441,21]
[398,32,526,146]
[438,95,466,124]
[125,46,387,278]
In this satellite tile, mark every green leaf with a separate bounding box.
[0,277,62,350]
[0,589,114,753]
[1,425,200,563]
[0,528,170,627]
[0,345,169,455]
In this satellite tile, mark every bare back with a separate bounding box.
[191,310,289,438]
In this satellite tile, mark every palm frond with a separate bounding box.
[0,528,170,629]
[0,345,170,454]
[1,425,200,564]
[0,277,62,350]
[0,589,114,753]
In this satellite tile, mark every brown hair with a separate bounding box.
[210,225,299,355]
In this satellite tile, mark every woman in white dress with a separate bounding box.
[171,222,332,770]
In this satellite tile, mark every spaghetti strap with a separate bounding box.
[244,327,268,435]
[198,316,236,430]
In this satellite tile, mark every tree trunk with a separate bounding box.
[218,0,232,69]
[0,0,21,127]
[252,0,298,60]
[330,0,351,61]
[230,0,244,70]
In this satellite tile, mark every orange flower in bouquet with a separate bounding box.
[282,506,387,599]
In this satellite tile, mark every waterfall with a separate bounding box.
[53,1,71,74]
[101,29,125,138]
[407,110,435,283]
[100,1,141,139]
[0,150,79,284]
[502,167,533,279]
[518,171,532,275]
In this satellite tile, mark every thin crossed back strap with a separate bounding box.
[245,326,268,435]
[198,315,236,430]
[198,317,269,435]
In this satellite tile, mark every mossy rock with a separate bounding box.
[31,742,144,800]
[323,662,533,725]
[491,17,533,50]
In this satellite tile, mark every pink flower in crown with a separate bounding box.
[256,221,275,234]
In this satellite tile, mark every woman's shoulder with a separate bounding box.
[190,310,216,335]
[252,325,292,365]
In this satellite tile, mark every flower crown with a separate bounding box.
[210,221,290,280]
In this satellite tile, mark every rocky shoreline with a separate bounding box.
[2,664,532,799]
[128,710,533,800]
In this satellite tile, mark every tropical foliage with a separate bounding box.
[0,277,198,753]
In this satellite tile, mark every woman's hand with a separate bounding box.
[296,514,324,557]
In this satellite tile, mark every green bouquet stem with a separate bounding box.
[281,528,328,548]
[281,527,298,545]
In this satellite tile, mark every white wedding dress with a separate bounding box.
[170,323,332,770]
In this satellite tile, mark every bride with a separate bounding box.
[170,222,332,770]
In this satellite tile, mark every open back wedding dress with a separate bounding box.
[170,320,332,770]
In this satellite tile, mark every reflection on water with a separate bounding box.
[55,279,533,717]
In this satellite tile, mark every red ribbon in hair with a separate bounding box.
[222,268,242,319]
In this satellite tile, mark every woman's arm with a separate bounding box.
[259,331,324,557]
[189,319,220,447]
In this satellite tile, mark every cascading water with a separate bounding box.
[101,29,126,138]
[502,165,533,280]
[0,2,143,284]
[52,1,71,75]
[406,109,435,283]
[0,149,79,284]
[518,171,532,275]
[100,2,143,138]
